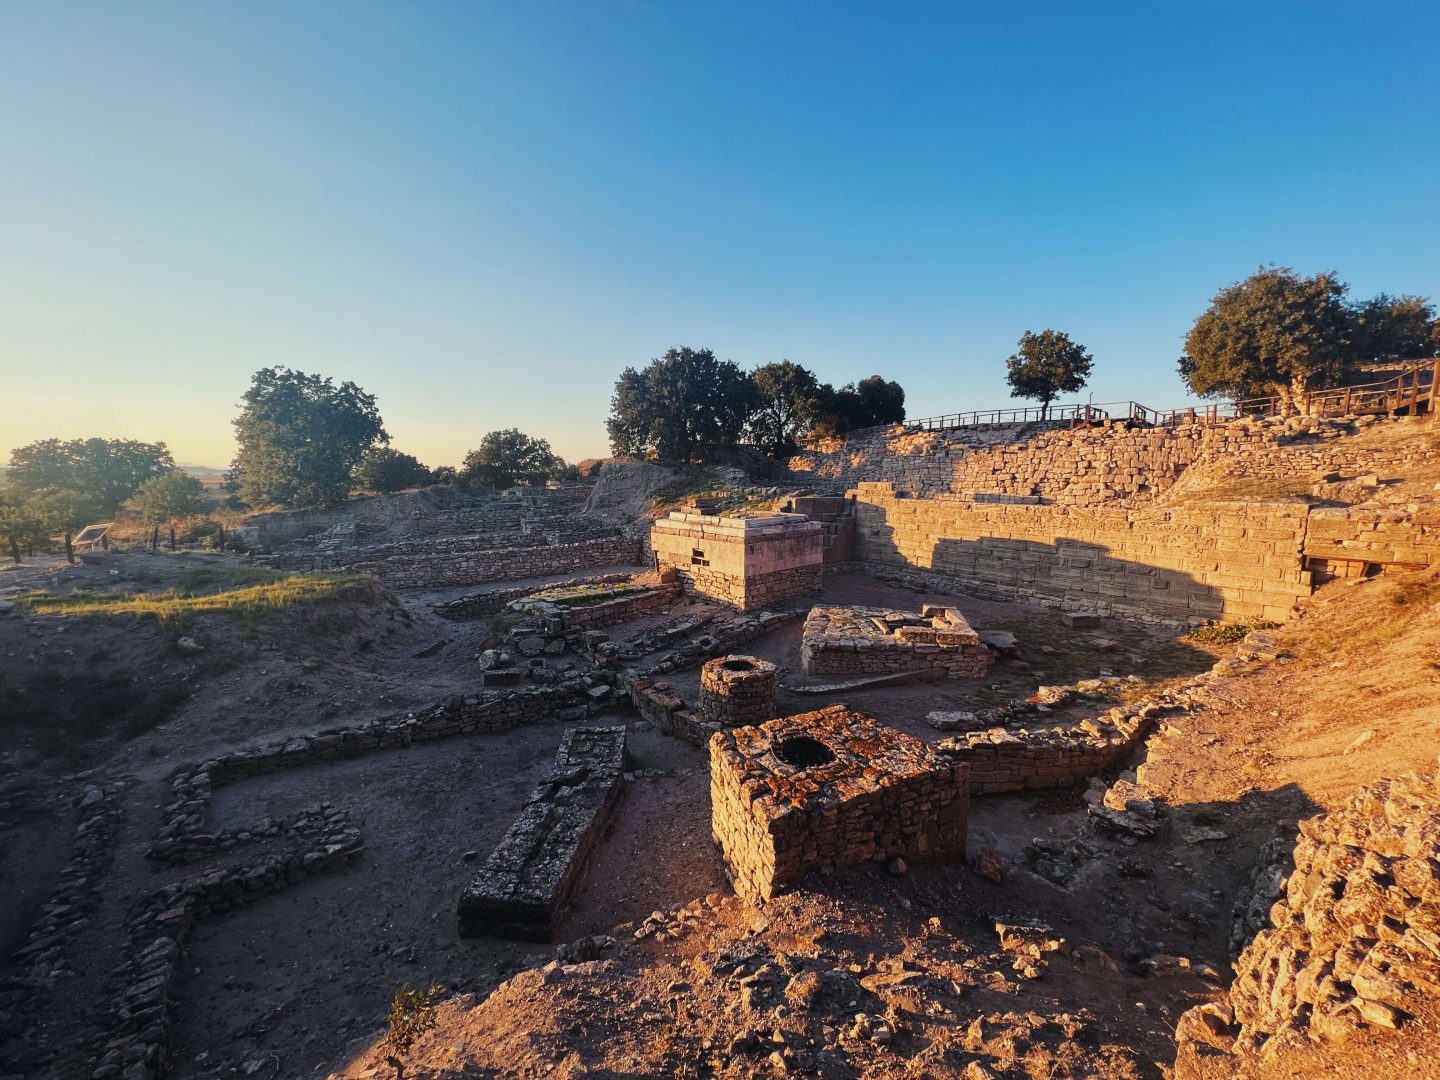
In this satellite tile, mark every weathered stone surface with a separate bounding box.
[458,726,628,941]
[698,655,777,729]
[651,512,823,611]
[800,605,992,680]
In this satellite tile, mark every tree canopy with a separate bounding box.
[809,376,907,437]
[230,367,388,508]
[0,488,47,564]
[1179,268,1355,405]
[354,448,432,494]
[7,437,173,516]
[135,470,206,525]
[748,361,825,456]
[607,347,756,461]
[460,429,563,487]
[1349,294,1439,364]
[1004,330,1094,417]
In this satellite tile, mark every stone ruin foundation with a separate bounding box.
[650,511,823,610]
[800,604,994,679]
[709,704,970,902]
[698,654,778,729]
[457,725,627,940]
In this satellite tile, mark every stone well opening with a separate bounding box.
[698,653,779,730]
[775,734,835,769]
[721,658,756,672]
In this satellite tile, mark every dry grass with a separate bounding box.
[11,573,374,633]
[1287,567,1440,658]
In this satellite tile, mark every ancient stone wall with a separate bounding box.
[800,605,994,679]
[433,573,639,620]
[457,726,627,940]
[936,701,1164,794]
[1174,765,1440,1075]
[850,482,1313,624]
[710,706,970,902]
[785,415,1439,505]
[698,655,778,728]
[276,535,645,588]
[1302,506,1440,583]
[651,513,823,610]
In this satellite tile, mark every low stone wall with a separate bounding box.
[520,582,682,632]
[434,573,638,620]
[457,726,627,940]
[936,700,1166,794]
[800,604,993,679]
[345,535,645,588]
[710,705,970,902]
[698,655,778,728]
[91,810,363,1080]
[150,686,588,862]
[625,675,726,748]
[1302,506,1440,581]
[1175,765,1440,1075]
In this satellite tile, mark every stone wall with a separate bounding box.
[291,535,645,588]
[651,513,823,610]
[1174,765,1440,1075]
[785,415,1439,505]
[709,706,970,902]
[936,701,1165,794]
[800,604,994,679]
[698,655,778,729]
[1302,506,1440,582]
[457,726,627,940]
[434,573,638,620]
[851,482,1313,624]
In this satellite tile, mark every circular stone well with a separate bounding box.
[699,654,779,729]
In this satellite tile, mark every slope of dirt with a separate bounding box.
[328,569,1440,1080]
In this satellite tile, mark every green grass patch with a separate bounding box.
[11,574,373,634]
[1183,619,1280,646]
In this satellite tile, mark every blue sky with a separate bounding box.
[2,1,1437,467]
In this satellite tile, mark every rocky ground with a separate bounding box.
[3,545,1437,1080]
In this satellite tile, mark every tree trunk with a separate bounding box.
[64,532,75,564]
[101,533,109,551]
[7,534,19,565]
[217,525,226,551]
[151,526,160,554]
[169,524,176,551]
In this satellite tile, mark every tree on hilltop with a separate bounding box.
[7,437,174,516]
[606,347,756,461]
[749,361,825,456]
[1179,267,1353,409]
[354,448,432,494]
[0,489,47,564]
[1349,293,1440,364]
[460,430,563,488]
[29,488,102,564]
[1004,330,1094,420]
[135,470,207,551]
[230,367,387,508]
[808,375,907,438]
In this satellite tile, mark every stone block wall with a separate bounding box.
[851,482,1313,624]
[936,703,1163,794]
[457,726,627,940]
[434,573,638,620]
[651,513,823,610]
[1175,765,1440,1075]
[800,605,994,679]
[339,535,645,588]
[1302,506,1440,579]
[709,705,970,902]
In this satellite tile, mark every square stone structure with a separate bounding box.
[801,604,994,679]
[651,511,823,610]
[710,704,969,902]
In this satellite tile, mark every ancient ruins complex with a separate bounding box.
[6,405,1440,1079]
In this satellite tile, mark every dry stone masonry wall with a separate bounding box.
[651,512,823,610]
[457,725,627,941]
[800,604,993,679]
[709,705,970,902]
[698,655,778,729]
[1175,765,1440,1075]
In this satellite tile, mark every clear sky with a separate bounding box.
[2,1,1437,468]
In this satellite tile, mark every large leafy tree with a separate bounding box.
[1349,294,1439,364]
[607,347,757,461]
[460,429,563,487]
[135,470,207,551]
[7,437,174,515]
[1179,267,1353,408]
[749,361,824,456]
[354,448,432,494]
[809,375,907,437]
[1005,330,1094,419]
[230,367,387,508]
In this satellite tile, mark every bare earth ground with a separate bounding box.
[4,551,1438,1079]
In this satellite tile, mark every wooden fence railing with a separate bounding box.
[904,359,1440,434]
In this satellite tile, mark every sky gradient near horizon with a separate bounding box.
[2,2,1438,469]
